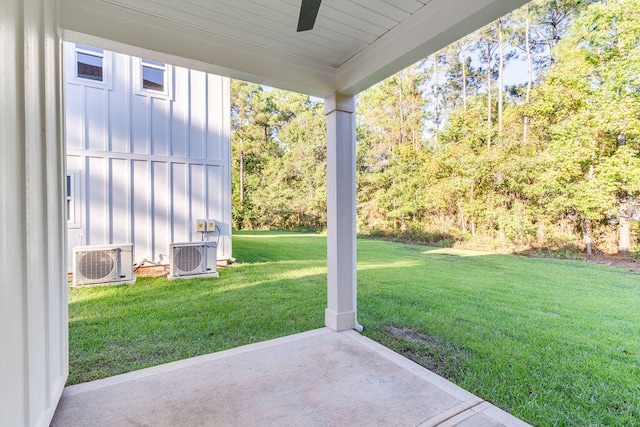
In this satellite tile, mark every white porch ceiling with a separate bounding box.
[58,0,529,97]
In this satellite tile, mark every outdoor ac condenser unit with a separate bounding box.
[73,243,135,286]
[169,242,219,279]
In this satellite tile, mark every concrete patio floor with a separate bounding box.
[51,328,531,426]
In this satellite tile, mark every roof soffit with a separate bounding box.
[58,0,530,97]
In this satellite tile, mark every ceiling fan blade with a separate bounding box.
[297,0,322,32]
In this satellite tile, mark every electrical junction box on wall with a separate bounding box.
[206,219,216,232]
[196,219,206,233]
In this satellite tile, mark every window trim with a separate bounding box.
[76,45,104,82]
[68,43,113,90]
[134,58,173,100]
[66,170,81,229]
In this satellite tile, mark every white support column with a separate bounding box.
[1,1,68,426]
[324,93,358,332]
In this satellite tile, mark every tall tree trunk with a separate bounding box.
[462,53,467,114]
[433,52,439,146]
[459,203,467,231]
[582,217,593,256]
[617,133,632,254]
[498,18,504,136]
[618,201,631,254]
[537,219,545,244]
[240,148,245,209]
[470,186,476,236]
[393,197,398,231]
[398,71,405,144]
[523,4,532,143]
[487,53,492,149]
[582,163,596,256]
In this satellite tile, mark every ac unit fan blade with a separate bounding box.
[297,0,322,32]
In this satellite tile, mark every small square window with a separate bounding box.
[67,42,111,89]
[76,45,105,82]
[135,58,172,99]
[142,59,166,92]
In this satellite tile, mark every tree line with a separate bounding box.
[231,0,640,256]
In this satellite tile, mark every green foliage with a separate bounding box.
[354,0,640,255]
[231,82,327,230]
[524,0,640,251]
[230,0,640,257]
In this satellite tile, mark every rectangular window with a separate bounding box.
[76,45,104,82]
[142,59,166,92]
[66,174,73,222]
[66,171,81,228]
[134,57,172,99]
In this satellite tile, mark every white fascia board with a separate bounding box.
[58,0,338,97]
[336,0,530,95]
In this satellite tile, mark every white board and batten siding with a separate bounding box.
[64,42,231,271]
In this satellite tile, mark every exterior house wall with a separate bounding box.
[64,42,232,271]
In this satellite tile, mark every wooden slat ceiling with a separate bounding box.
[100,0,432,68]
[58,0,530,97]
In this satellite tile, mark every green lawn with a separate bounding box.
[68,230,640,426]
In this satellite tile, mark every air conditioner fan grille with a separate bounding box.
[78,249,117,280]
[173,246,204,274]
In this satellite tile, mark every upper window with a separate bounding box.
[67,42,112,89]
[142,59,166,92]
[135,58,172,99]
[76,45,104,82]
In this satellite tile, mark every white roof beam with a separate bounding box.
[337,0,530,95]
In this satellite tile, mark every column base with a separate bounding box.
[325,309,356,332]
